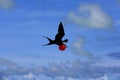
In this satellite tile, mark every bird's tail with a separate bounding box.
[63,39,68,43]
[42,36,54,46]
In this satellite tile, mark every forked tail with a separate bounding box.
[42,36,54,46]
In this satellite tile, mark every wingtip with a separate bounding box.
[43,36,47,38]
[42,44,47,46]
[60,22,62,24]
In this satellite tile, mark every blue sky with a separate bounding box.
[0,0,120,80]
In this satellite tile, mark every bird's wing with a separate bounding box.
[55,22,65,41]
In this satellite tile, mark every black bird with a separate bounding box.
[43,22,68,46]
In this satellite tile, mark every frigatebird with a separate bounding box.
[43,22,68,50]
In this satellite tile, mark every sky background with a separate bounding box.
[0,0,120,80]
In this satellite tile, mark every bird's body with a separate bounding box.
[43,22,68,50]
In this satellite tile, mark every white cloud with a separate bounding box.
[0,0,14,9]
[23,72,34,80]
[71,37,93,59]
[89,74,108,80]
[67,77,79,80]
[67,4,113,29]
[0,58,120,80]
[0,57,18,69]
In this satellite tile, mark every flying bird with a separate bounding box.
[43,22,68,51]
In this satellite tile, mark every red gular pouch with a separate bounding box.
[58,44,66,51]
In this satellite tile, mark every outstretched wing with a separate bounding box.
[55,22,65,41]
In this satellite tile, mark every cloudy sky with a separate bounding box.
[0,0,120,80]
